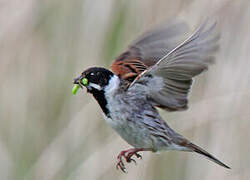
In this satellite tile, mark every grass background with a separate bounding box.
[0,0,249,179]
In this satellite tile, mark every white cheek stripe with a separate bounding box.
[89,83,102,91]
[104,75,120,94]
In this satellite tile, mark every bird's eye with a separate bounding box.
[82,78,88,86]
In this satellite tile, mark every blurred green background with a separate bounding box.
[0,0,249,179]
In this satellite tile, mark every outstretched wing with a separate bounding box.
[110,20,189,82]
[129,21,219,111]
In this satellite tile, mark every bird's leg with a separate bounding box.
[116,148,151,173]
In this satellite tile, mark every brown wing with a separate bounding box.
[111,58,149,82]
[110,20,189,82]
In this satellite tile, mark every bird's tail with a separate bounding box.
[186,142,230,169]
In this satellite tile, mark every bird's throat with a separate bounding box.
[91,89,110,118]
[89,75,120,118]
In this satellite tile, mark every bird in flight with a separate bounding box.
[72,19,230,172]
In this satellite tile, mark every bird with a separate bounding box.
[72,19,230,172]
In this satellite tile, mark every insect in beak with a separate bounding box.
[72,77,89,95]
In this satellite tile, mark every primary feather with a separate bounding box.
[130,21,219,111]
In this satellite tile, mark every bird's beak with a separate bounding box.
[73,77,80,85]
[72,76,84,95]
[72,75,91,94]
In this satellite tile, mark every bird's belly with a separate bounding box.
[102,113,154,149]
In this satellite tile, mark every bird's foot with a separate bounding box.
[116,148,144,173]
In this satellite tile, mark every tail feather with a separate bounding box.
[187,143,230,169]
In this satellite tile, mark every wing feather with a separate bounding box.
[130,20,219,111]
[110,20,189,82]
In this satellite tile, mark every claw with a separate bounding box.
[115,148,150,172]
[135,153,142,159]
[119,164,127,173]
[116,161,127,173]
[128,157,137,165]
[122,167,127,173]
[116,161,124,169]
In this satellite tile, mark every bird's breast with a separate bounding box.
[102,95,156,149]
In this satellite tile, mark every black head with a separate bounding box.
[73,67,114,93]
[73,67,116,117]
